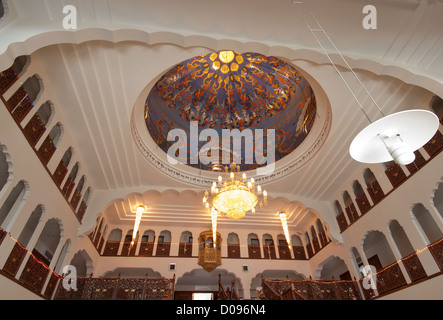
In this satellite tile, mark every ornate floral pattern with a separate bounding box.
[144,51,316,171]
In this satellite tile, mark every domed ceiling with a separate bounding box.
[144,50,316,171]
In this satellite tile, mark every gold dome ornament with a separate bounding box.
[197,230,222,272]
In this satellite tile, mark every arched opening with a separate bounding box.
[247,233,260,259]
[430,95,443,124]
[362,230,408,294]
[343,191,358,223]
[121,229,137,256]
[23,101,53,146]
[362,230,397,271]
[291,234,306,260]
[383,160,407,188]
[310,225,320,253]
[1,56,29,94]
[388,220,428,282]
[0,180,28,231]
[277,234,291,259]
[363,168,385,204]
[411,203,443,245]
[70,175,85,211]
[6,75,41,115]
[251,269,305,300]
[19,218,63,293]
[262,233,276,259]
[350,247,364,277]
[316,256,351,280]
[305,232,313,259]
[175,268,242,300]
[316,218,329,247]
[53,147,73,187]
[138,229,155,257]
[0,144,12,199]
[227,232,240,258]
[77,187,91,221]
[103,228,122,256]
[156,230,171,257]
[68,249,93,278]
[2,205,44,277]
[179,231,193,257]
[432,180,443,220]
[37,122,62,165]
[353,180,371,215]
[334,200,348,232]
[62,162,79,199]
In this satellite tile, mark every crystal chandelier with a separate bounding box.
[203,163,267,221]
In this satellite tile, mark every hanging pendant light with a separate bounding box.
[293,1,439,166]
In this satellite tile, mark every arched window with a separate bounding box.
[37,122,62,165]
[53,239,72,276]
[179,231,193,257]
[156,230,171,257]
[138,229,155,257]
[411,203,443,245]
[353,180,371,215]
[350,247,364,277]
[0,180,28,231]
[227,232,240,258]
[363,168,385,204]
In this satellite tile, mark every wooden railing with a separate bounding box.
[218,274,240,300]
[55,274,175,300]
[261,276,362,300]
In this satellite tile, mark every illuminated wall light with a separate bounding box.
[279,212,291,249]
[131,205,145,246]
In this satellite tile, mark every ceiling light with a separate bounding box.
[293,1,439,166]
[203,163,267,221]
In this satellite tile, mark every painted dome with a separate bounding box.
[144,50,316,171]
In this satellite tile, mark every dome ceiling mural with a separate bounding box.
[144,50,316,171]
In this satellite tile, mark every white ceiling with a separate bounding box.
[1,0,442,232]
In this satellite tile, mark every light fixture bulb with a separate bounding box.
[383,134,415,165]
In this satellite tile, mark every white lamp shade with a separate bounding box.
[350,110,439,165]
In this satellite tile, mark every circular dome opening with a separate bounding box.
[144,50,317,172]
